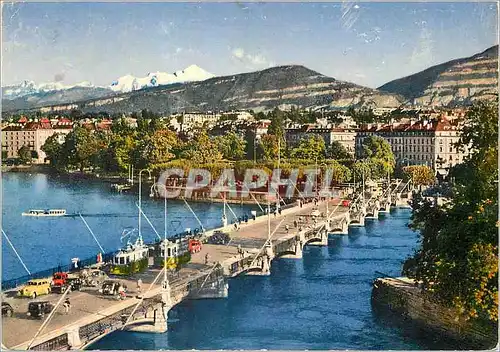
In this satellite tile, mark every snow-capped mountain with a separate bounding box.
[110,64,215,93]
[2,80,96,100]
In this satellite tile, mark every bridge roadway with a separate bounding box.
[2,199,348,350]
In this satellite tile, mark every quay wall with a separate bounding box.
[371,277,498,349]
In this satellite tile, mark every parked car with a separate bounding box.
[2,302,14,317]
[18,279,52,299]
[51,272,69,293]
[99,280,127,296]
[80,269,108,287]
[27,301,54,319]
[188,239,202,253]
[207,231,231,245]
[67,277,83,292]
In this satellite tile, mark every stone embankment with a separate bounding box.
[371,277,498,349]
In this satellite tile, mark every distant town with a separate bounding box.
[2,105,469,179]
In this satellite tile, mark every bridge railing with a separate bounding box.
[2,250,119,291]
[79,306,135,347]
[31,332,69,351]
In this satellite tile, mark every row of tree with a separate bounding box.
[40,109,414,186]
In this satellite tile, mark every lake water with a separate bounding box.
[3,172,446,350]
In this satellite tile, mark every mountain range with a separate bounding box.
[379,45,498,106]
[110,64,215,93]
[2,46,497,114]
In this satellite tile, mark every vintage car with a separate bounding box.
[66,277,83,292]
[18,279,52,299]
[99,280,127,296]
[27,301,54,319]
[208,231,231,245]
[80,269,108,287]
[51,272,69,294]
[2,302,14,317]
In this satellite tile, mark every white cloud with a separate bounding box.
[232,47,245,59]
[231,47,274,68]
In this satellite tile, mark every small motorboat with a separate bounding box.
[22,209,67,217]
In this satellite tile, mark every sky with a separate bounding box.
[1,1,498,89]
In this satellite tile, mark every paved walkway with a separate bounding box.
[3,199,349,349]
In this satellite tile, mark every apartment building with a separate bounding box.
[2,118,72,163]
[285,125,357,155]
[355,119,467,175]
[179,111,221,130]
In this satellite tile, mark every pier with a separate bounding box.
[2,181,414,350]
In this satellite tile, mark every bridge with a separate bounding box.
[2,183,413,350]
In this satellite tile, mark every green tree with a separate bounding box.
[290,135,325,161]
[214,132,247,160]
[405,101,498,323]
[257,134,279,161]
[402,165,436,187]
[181,131,222,164]
[41,134,63,166]
[351,160,372,183]
[267,108,286,149]
[326,140,352,160]
[360,136,395,178]
[62,126,101,172]
[244,129,257,161]
[18,146,32,164]
[146,129,180,165]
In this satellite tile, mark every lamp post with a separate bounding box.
[320,162,328,216]
[138,169,152,238]
[155,183,170,300]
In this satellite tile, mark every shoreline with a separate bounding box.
[371,277,498,349]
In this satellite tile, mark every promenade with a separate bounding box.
[3,198,347,350]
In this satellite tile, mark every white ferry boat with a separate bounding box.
[22,209,67,217]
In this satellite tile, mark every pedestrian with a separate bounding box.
[278,207,282,215]
[234,223,238,230]
[273,210,277,218]
[285,224,289,233]
[205,253,210,265]
[63,298,71,314]
[294,220,298,228]
[137,278,142,293]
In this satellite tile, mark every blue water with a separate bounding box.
[3,172,443,350]
[89,212,432,350]
[2,173,256,281]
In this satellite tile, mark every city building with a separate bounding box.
[178,111,221,130]
[285,125,357,155]
[355,119,467,175]
[2,118,73,163]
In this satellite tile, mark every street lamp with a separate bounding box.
[138,169,152,238]
[154,183,170,299]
